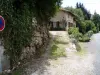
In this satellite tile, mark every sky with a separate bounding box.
[62,0,100,14]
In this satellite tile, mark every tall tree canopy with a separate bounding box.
[65,3,96,34]
[76,2,91,20]
[33,0,62,22]
[92,12,100,31]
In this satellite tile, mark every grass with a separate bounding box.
[0,68,23,75]
[51,36,67,59]
[76,48,86,56]
[11,69,23,75]
[76,42,87,56]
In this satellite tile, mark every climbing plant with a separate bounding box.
[0,0,33,69]
[0,0,62,70]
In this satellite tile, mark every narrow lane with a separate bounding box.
[84,33,100,75]
[25,32,100,75]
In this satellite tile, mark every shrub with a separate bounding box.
[79,35,90,42]
[85,20,96,33]
[68,27,82,40]
[77,20,96,34]
[0,0,62,70]
[51,39,66,59]
[85,30,93,38]
[68,27,79,34]
[68,27,92,42]
[79,30,94,42]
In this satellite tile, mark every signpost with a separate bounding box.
[0,16,5,73]
[0,16,5,31]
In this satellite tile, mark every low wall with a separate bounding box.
[0,25,50,72]
[21,25,50,62]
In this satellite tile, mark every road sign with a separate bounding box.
[0,16,5,31]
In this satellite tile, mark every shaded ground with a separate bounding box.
[24,31,100,75]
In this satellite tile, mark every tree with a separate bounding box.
[92,12,100,31]
[65,7,84,21]
[0,0,62,70]
[76,2,91,20]
[74,8,84,21]
[85,20,96,33]
[33,0,62,24]
[65,6,85,34]
[73,9,85,34]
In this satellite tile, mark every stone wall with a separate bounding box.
[0,24,50,72]
[21,25,50,61]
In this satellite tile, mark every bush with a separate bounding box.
[85,20,96,33]
[68,27,93,42]
[77,20,96,34]
[68,27,82,40]
[79,30,93,42]
[51,37,66,59]
[85,30,93,38]
[68,27,79,34]
[79,35,90,42]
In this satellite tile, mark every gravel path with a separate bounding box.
[25,31,100,75]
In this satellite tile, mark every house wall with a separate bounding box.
[66,13,74,23]
[51,10,74,23]
[50,11,66,22]
[50,10,76,30]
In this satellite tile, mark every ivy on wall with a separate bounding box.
[0,0,62,70]
[0,0,33,69]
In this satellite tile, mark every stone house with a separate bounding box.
[50,9,76,30]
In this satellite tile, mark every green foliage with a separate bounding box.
[79,21,86,34]
[85,20,96,33]
[76,42,86,56]
[65,4,97,35]
[65,7,84,21]
[68,27,82,40]
[79,35,90,42]
[85,30,94,38]
[92,12,100,31]
[79,30,93,42]
[51,44,66,58]
[74,8,84,21]
[11,68,23,75]
[68,27,93,42]
[0,0,62,69]
[33,0,62,23]
[76,2,91,20]
[51,36,67,59]
[77,20,96,34]
[68,27,79,35]
[0,0,33,69]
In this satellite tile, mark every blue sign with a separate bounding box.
[0,16,5,31]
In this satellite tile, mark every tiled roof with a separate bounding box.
[60,8,76,17]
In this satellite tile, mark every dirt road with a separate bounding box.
[25,31,100,75]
